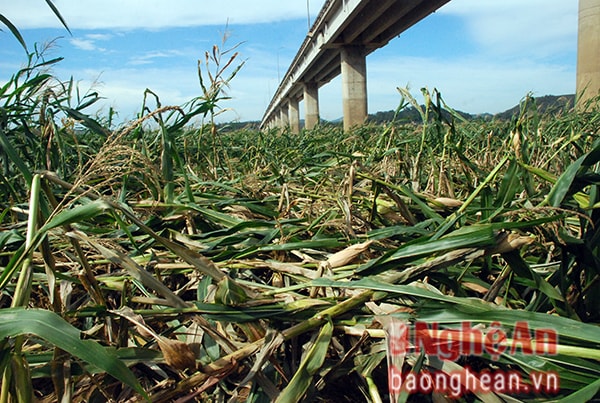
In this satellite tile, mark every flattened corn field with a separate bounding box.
[1,46,600,402]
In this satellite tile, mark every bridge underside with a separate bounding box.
[261,0,450,132]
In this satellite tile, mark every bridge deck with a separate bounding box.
[261,0,450,128]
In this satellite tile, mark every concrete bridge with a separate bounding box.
[260,0,450,132]
[578,0,600,106]
[261,0,600,132]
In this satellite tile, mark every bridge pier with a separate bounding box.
[259,0,451,132]
[304,82,320,129]
[289,98,300,133]
[341,45,367,131]
[577,0,600,106]
[280,106,289,128]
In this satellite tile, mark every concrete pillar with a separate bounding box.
[280,106,289,128]
[341,45,367,131]
[289,98,300,134]
[577,0,600,106]
[304,81,320,129]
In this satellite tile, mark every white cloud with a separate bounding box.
[249,0,578,121]
[4,1,577,123]
[128,50,187,66]
[3,0,327,30]
[61,66,199,119]
[306,1,579,119]
[364,55,575,114]
[66,48,575,124]
[54,47,288,123]
[85,33,113,41]
[290,53,576,122]
[438,0,577,59]
[69,38,96,51]
[69,33,112,51]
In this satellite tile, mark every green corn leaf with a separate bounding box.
[63,108,109,136]
[39,199,112,233]
[311,277,492,310]
[188,204,244,228]
[359,173,443,223]
[214,275,250,307]
[519,161,557,183]
[555,378,600,403]
[0,308,148,399]
[233,238,343,260]
[0,130,34,185]
[416,306,600,347]
[69,229,189,308]
[0,14,27,51]
[0,200,111,291]
[276,318,333,402]
[44,0,71,35]
[502,352,600,389]
[363,224,496,270]
[494,158,521,208]
[501,250,564,301]
[546,143,600,207]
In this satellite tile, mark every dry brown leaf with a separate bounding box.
[323,240,373,269]
[432,197,463,208]
[488,232,535,255]
[157,338,197,372]
[111,307,197,372]
[461,281,489,294]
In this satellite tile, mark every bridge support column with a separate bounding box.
[280,106,289,128]
[304,82,320,130]
[341,45,367,131]
[577,0,600,106]
[289,98,300,134]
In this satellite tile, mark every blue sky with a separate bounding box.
[1,0,578,123]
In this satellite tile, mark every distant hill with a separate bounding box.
[367,94,576,124]
[493,94,575,120]
[217,121,261,132]
[367,107,476,124]
[218,94,576,128]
